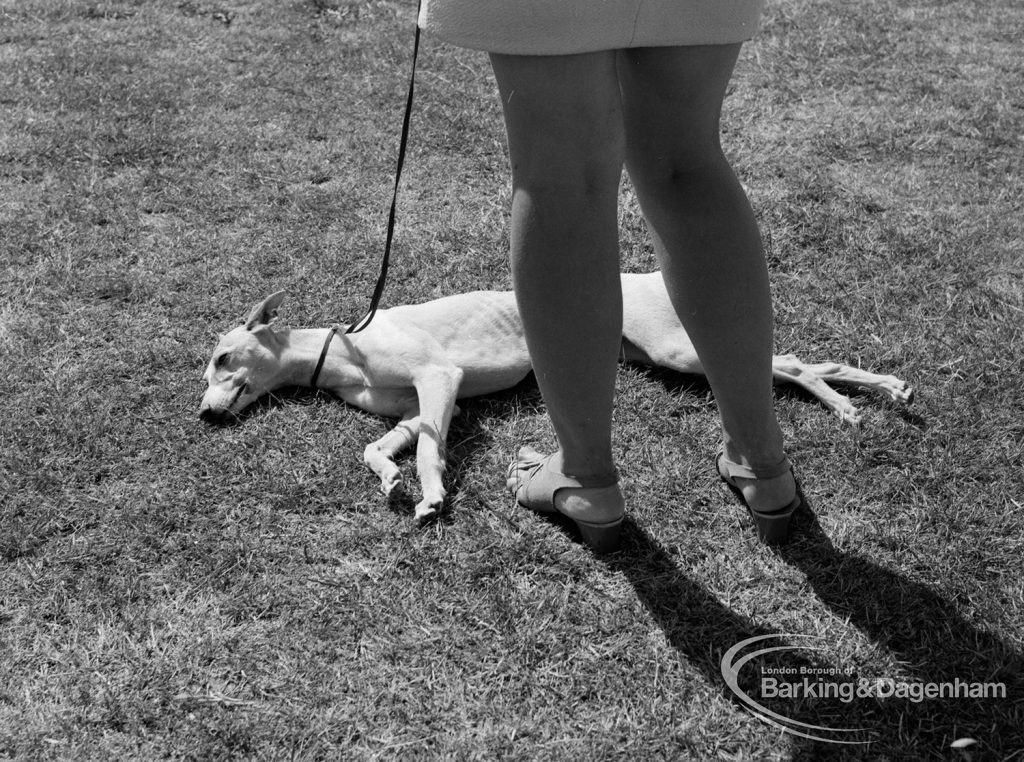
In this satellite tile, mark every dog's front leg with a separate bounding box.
[364,414,420,499]
[412,366,464,522]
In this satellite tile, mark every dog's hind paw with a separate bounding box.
[832,397,862,427]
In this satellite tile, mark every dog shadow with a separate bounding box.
[597,502,1023,759]
[199,381,540,521]
[429,379,545,523]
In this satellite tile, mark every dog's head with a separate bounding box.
[199,291,288,423]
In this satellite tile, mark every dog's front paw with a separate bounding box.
[414,497,443,523]
[887,378,914,405]
[380,470,404,498]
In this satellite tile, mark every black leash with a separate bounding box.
[346,1,422,336]
[312,1,422,388]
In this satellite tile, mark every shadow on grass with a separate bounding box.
[599,506,1023,759]
[202,377,1019,756]
[200,378,1019,756]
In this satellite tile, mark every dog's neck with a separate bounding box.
[273,326,365,389]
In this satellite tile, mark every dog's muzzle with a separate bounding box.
[199,381,249,424]
[198,404,228,424]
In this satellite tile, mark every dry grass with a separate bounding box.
[2,0,1023,759]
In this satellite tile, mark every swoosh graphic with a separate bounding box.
[720,634,872,745]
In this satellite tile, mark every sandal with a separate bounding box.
[507,446,625,554]
[716,449,803,544]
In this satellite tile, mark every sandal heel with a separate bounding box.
[716,450,802,545]
[574,518,623,554]
[508,447,625,554]
[750,506,796,545]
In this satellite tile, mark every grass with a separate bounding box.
[1,0,1023,759]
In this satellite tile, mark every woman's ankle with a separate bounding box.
[553,448,618,487]
[721,428,787,474]
[720,434,796,513]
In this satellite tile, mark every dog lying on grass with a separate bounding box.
[200,272,912,520]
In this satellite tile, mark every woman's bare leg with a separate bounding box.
[490,51,624,486]
[618,45,796,511]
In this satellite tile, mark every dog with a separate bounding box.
[200,272,912,520]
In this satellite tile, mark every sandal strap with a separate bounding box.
[717,449,792,482]
[508,453,617,491]
[509,449,618,514]
[514,456,583,493]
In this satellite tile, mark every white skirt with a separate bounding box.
[418,0,765,55]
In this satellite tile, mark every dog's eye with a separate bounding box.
[214,353,230,369]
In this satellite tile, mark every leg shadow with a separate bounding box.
[600,512,1022,759]
[776,505,1023,757]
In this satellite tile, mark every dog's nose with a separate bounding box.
[199,406,223,424]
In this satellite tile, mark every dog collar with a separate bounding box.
[311,325,341,389]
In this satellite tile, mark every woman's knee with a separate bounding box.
[490,51,625,195]
[618,44,741,181]
[511,152,623,207]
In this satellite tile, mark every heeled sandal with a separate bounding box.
[715,449,803,544]
[507,446,625,554]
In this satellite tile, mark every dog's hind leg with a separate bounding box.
[792,361,913,405]
[771,355,864,425]
[364,415,420,498]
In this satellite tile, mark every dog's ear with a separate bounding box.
[244,290,287,330]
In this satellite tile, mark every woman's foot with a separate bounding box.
[507,446,625,553]
[716,449,802,544]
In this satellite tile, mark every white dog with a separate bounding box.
[200,272,912,520]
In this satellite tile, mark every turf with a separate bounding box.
[1,0,1022,759]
